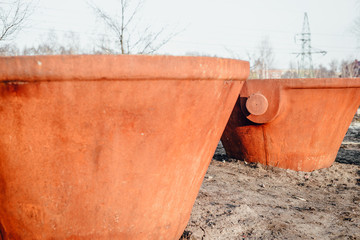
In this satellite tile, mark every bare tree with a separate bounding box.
[0,0,32,42]
[328,59,339,77]
[21,30,82,55]
[340,59,360,78]
[88,0,175,54]
[249,37,275,79]
[314,64,331,78]
[60,31,81,54]
[281,61,299,78]
[0,42,19,55]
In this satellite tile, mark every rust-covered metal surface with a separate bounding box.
[221,78,360,172]
[0,55,249,239]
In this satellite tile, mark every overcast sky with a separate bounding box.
[8,0,360,69]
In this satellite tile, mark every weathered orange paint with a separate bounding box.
[221,78,360,172]
[0,55,249,239]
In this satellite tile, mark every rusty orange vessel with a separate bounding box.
[221,78,360,172]
[0,55,249,239]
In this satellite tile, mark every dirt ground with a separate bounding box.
[181,115,360,240]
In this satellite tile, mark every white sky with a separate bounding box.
[8,0,360,69]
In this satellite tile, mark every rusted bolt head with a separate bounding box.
[246,93,268,116]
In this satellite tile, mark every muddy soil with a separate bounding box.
[181,119,360,240]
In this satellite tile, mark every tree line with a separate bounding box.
[1,0,359,79]
[0,0,174,55]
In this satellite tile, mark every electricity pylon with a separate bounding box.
[293,12,327,78]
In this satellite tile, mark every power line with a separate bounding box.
[292,12,327,78]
